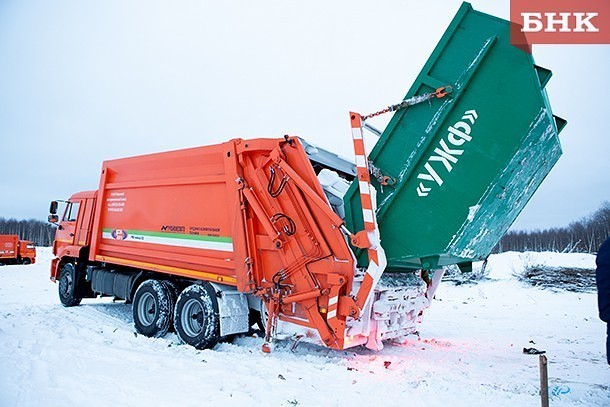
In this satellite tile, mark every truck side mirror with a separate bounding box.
[49,201,58,215]
[48,214,59,224]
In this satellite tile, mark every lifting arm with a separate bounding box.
[348,112,388,311]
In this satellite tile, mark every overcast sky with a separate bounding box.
[0,0,608,230]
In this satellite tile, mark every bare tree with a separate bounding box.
[0,217,56,246]
[496,201,610,253]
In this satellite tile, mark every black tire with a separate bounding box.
[132,279,173,338]
[58,263,82,307]
[174,283,220,349]
[161,280,180,332]
[21,258,32,265]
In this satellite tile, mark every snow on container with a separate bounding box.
[344,2,565,272]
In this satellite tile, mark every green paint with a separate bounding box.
[102,228,233,243]
[344,2,564,271]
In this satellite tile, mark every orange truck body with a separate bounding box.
[51,137,411,350]
[0,235,36,265]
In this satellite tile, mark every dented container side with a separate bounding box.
[448,109,562,260]
[344,2,564,271]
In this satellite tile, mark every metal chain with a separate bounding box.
[362,86,452,121]
[369,163,395,187]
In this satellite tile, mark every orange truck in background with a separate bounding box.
[0,235,36,265]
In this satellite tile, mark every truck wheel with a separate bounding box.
[22,258,31,265]
[58,263,82,307]
[174,283,219,349]
[161,280,180,332]
[133,280,172,338]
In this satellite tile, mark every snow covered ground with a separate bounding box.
[1,248,608,406]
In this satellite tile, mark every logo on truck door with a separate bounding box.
[416,109,478,197]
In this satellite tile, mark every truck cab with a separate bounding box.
[48,191,97,281]
[18,241,36,264]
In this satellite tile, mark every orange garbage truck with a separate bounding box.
[0,235,36,265]
[47,3,565,351]
[48,138,372,350]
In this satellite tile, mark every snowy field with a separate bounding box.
[1,248,608,406]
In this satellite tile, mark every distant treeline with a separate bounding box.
[0,217,55,246]
[495,201,610,254]
[2,201,609,252]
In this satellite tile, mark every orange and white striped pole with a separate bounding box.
[349,112,387,311]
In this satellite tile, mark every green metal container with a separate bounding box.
[344,2,565,271]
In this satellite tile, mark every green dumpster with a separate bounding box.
[344,2,565,271]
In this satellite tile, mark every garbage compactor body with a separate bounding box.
[90,138,359,350]
[49,2,564,351]
[344,2,565,273]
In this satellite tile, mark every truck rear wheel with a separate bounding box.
[58,263,82,307]
[133,279,172,338]
[174,283,220,349]
[161,280,180,332]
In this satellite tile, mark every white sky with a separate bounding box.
[0,0,608,230]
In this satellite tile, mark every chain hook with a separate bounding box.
[434,85,453,98]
